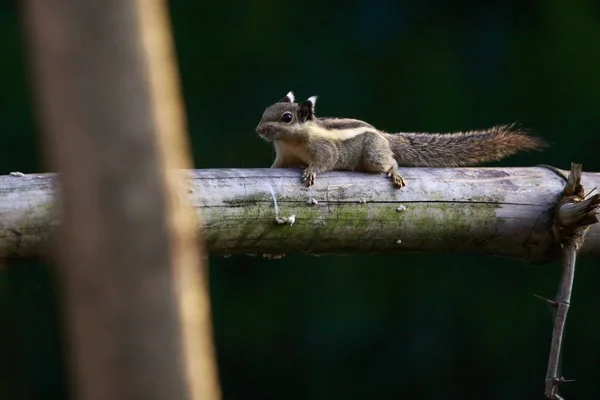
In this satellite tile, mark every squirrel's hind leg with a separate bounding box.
[361,136,406,189]
[362,157,405,189]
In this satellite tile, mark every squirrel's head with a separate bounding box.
[255,91,318,141]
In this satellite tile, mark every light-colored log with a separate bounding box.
[1,167,599,263]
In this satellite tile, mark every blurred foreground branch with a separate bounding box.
[2,167,599,264]
[22,0,220,399]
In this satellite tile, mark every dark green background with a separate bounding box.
[1,0,600,399]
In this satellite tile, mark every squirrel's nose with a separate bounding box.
[256,124,269,134]
[256,125,274,140]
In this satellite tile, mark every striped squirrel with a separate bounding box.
[255,91,547,189]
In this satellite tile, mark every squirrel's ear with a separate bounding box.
[279,91,295,103]
[297,96,317,122]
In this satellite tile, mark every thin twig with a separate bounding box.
[544,243,577,400]
[541,163,600,399]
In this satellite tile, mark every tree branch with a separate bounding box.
[543,163,600,400]
[1,167,599,263]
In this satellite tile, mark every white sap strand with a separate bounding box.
[268,183,295,226]
[267,183,279,218]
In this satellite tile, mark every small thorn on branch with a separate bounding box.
[555,377,576,384]
[533,294,558,308]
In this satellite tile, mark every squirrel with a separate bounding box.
[255,91,547,189]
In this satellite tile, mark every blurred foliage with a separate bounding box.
[1,0,600,399]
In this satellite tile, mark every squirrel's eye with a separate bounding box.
[280,112,293,123]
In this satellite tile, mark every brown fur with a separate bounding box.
[255,93,547,189]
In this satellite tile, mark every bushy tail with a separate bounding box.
[386,124,547,167]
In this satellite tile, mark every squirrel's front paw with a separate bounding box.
[301,169,316,187]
